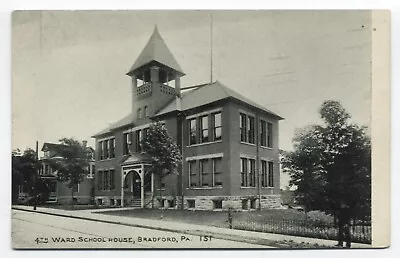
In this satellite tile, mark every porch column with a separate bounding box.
[131,173,134,192]
[121,170,125,207]
[140,164,145,208]
[151,170,154,197]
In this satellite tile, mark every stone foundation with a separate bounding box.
[93,194,282,211]
[182,195,282,211]
[57,196,93,205]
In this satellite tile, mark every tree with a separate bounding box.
[281,126,327,213]
[141,122,182,206]
[11,148,41,204]
[48,138,90,206]
[282,100,371,220]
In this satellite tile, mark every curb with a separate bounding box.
[13,207,287,248]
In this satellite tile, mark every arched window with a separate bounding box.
[144,106,148,117]
[137,108,142,119]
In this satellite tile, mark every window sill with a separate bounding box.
[240,142,256,147]
[186,187,223,190]
[260,146,274,150]
[187,140,222,148]
[98,157,116,162]
[261,186,274,188]
[240,187,257,189]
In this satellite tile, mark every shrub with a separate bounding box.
[306,210,334,226]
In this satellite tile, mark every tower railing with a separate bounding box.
[137,82,152,96]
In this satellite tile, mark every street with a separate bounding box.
[12,209,270,249]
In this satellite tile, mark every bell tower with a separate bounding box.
[127,26,185,122]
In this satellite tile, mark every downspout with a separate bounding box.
[256,112,261,210]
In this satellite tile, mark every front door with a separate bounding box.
[132,172,141,197]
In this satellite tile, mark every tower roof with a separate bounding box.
[127,26,185,76]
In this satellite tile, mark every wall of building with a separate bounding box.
[228,101,281,205]
[57,177,94,205]
[180,101,231,197]
[93,98,282,209]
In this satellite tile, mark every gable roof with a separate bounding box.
[120,152,152,166]
[155,81,284,119]
[41,142,65,152]
[92,113,134,138]
[127,26,184,75]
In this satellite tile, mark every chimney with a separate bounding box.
[131,75,137,121]
[175,76,181,97]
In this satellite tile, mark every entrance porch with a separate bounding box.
[120,153,154,208]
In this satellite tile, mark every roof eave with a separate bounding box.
[228,96,284,120]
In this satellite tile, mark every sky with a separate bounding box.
[11,10,372,186]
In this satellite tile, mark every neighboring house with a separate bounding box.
[38,141,95,204]
[92,26,284,210]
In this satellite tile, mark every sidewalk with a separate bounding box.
[12,205,372,249]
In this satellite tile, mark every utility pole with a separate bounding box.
[33,141,39,210]
[256,113,261,210]
[210,13,213,83]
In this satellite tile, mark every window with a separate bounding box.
[213,112,222,141]
[109,138,115,158]
[99,141,104,160]
[144,106,148,117]
[49,182,56,193]
[240,113,255,144]
[135,130,143,152]
[261,160,267,187]
[268,161,274,187]
[213,200,223,209]
[188,118,197,145]
[167,199,175,208]
[143,128,149,137]
[123,132,131,155]
[240,113,247,142]
[98,171,103,190]
[267,122,273,148]
[200,115,209,143]
[212,157,223,187]
[250,199,256,209]
[199,159,210,187]
[188,160,197,187]
[104,170,109,191]
[248,116,255,144]
[241,157,255,187]
[260,120,267,147]
[137,108,142,119]
[188,110,222,145]
[242,199,248,210]
[187,200,195,208]
[249,159,256,187]
[103,140,109,159]
[240,158,248,187]
[98,169,115,191]
[110,169,115,190]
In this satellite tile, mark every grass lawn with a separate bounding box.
[100,208,309,228]
[99,208,371,244]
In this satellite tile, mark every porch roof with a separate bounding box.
[120,152,152,166]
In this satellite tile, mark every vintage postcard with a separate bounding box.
[11,10,390,250]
